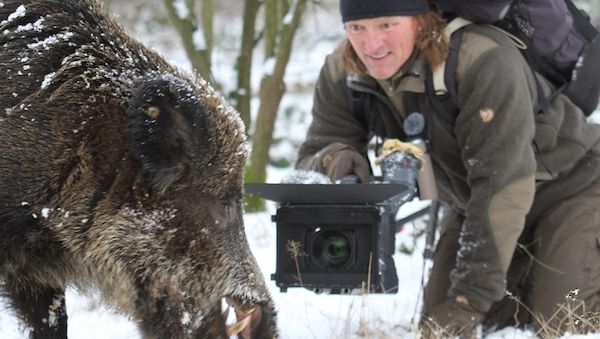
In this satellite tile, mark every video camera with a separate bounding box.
[246,143,423,294]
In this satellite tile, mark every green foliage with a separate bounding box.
[270,157,291,169]
[244,165,266,212]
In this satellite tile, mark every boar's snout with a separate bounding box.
[126,75,277,337]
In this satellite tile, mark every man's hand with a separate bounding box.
[421,297,484,338]
[322,147,370,183]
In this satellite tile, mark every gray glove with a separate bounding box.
[321,145,370,183]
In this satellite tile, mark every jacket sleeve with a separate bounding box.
[448,44,537,312]
[296,49,370,172]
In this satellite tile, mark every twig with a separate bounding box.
[516,243,565,275]
[286,240,303,286]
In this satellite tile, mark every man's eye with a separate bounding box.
[381,23,392,31]
[346,24,363,33]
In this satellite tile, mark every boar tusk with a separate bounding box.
[225,306,257,336]
[225,313,252,336]
[237,306,257,318]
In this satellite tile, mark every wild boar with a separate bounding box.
[0,0,276,338]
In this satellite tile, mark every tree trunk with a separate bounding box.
[162,0,218,87]
[201,0,214,55]
[264,0,287,59]
[234,0,260,131]
[246,0,308,211]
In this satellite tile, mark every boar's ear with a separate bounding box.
[127,74,207,193]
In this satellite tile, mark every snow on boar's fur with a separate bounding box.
[0,0,277,338]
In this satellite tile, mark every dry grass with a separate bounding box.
[286,240,304,287]
[327,295,416,339]
[326,292,600,339]
[417,316,484,339]
[533,299,600,338]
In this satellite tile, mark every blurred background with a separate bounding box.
[98,0,600,211]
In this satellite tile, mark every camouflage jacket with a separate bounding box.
[296,24,600,312]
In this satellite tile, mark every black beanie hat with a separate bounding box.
[340,0,430,23]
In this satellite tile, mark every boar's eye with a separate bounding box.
[218,198,238,224]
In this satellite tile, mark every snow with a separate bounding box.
[14,17,45,33]
[283,12,294,25]
[27,32,74,50]
[41,72,55,89]
[192,28,206,50]
[172,0,190,20]
[4,172,594,339]
[181,311,191,326]
[0,198,567,339]
[47,296,64,327]
[1,4,25,25]
[279,170,332,184]
[1,2,599,338]
[262,57,277,77]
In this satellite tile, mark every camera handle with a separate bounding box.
[409,138,439,259]
[375,137,439,258]
[404,112,439,259]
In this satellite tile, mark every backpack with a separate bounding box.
[430,0,600,116]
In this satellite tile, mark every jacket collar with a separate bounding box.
[376,53,426,95]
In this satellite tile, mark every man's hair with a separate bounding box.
[342,11,449,75]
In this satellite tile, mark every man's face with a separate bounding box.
[345,16,419,80]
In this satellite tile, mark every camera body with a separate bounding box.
[246,141,425,294]
[246,182,412,294]
[273,201,397,294]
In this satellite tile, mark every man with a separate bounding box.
[296,0,600,336]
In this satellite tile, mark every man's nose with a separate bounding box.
[363,30,385,52]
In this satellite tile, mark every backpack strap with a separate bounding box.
[429,17,557,124]
[346,76,400,155]
[346,84,371,130]
[432,17,527,101]
[432,17,472,98]
[426,17,470,126]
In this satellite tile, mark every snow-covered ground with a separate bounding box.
[3,194,595,338]
[0,195,541,339]
[1,1,600,338]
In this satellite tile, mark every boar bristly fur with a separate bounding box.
[0,0,277,338]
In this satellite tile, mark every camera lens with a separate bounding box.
[312,231,352,268]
